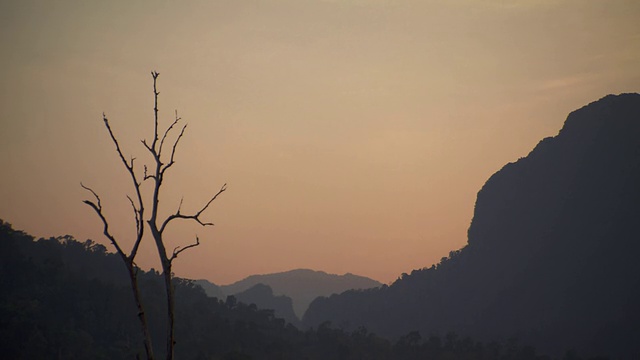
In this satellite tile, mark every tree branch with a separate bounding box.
[81,183,127,259]
[100,114,146,259]
[127,195,141,236]
[170,236,200,262]
[161,123,188,175]
[151,71,160,152]
[141,139,161,162]
[144,164,157,181]
[177,197,184,213]
[103,114,134,170]
[159,110,182,158]
[81,182,102,209]
[159,183,227,234]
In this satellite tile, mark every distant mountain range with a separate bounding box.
[233,283,300,326]
[193,279,226,299]
[195,269,381,321]
[303,93,640,358]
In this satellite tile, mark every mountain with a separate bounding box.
[234,283,300,326]
[221,269,382,318]
[1,220,550,359]
[193,279,225,300]
[303,93,640,358]
[195,279,300,325]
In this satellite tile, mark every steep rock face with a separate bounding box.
[459,93,640,356]
[303,94,640,358]
[469,93,640,253]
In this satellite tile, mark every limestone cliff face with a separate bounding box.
[458,93,640,356]
[303,94,640,358]
[469,93,640,254]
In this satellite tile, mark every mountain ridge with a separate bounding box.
[197,268,381,319]
[303,93,640,358]
[233,283,300,326]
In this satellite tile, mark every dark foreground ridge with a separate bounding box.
[303,93,640,359]
[1,220,558,359]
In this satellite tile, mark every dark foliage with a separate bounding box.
[0,220,557,359]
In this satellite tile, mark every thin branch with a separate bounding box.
[101,114,146,259]
[127,195,140,235]
[126,194,137,213]
[159,110,182,157]
[195,183,227,219]
[141,138,163,176]
[81,182,101,209]
[170,236,200,262]
[159,183,227,234]
[141,139,158,160]
[103,114,133,170]
[81,183,127,259]
[177,197,184,213]
[141,139,152,152]
[161,123,188,175]
[151,71,160,151]
[144,165,156,181]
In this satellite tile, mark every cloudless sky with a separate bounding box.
[1,0,639,284]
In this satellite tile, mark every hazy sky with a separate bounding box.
[1,0,639,284]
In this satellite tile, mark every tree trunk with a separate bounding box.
[161,261,175,360]
[149,222,176,360]
[127,263,155,360]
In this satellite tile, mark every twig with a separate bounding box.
[159,110,182,157]
[81,183,127,258]
[159,183,227,234]
[170,236,200,262]
[161,123,188,175]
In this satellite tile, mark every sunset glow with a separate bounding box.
[1,0,639,285]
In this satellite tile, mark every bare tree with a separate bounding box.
[83,71,226,360]
[81,121,154,359]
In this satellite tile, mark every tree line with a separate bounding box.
[1,220,607,359]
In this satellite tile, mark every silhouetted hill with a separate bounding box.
[221,268,382,318]
[1,220,550,359]
[234,283,300,326]
[193,279,225,300]
[303,93,640,359]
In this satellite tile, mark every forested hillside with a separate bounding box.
[0,220,557,359]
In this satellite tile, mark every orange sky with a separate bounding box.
[1,0,639,285]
